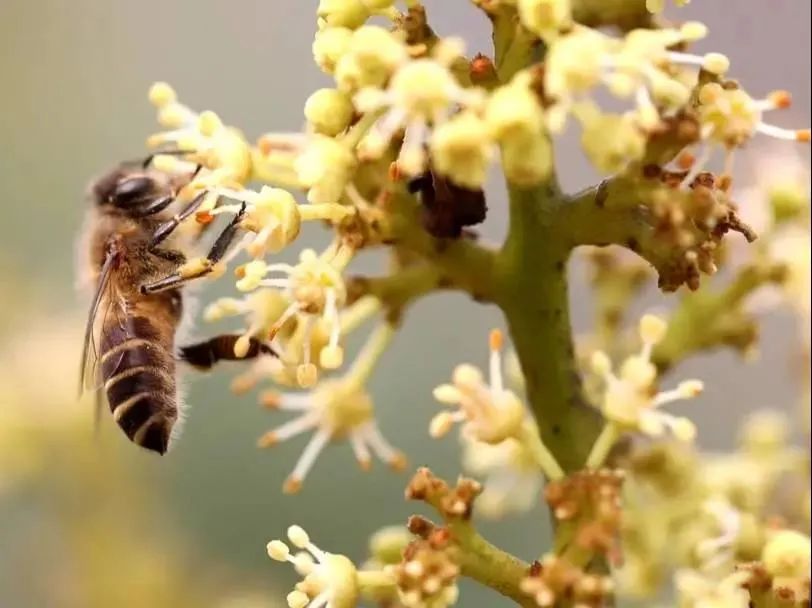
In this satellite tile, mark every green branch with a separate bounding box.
[406,470,535,607]
[652,262,787,371]
[452,522,535,608]
[496,184,601,474]
[571,0,655,30]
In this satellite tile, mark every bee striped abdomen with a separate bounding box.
[100,315,177,454]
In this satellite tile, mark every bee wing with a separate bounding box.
[79,248,123,394]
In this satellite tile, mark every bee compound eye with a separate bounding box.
[112,175,156,206]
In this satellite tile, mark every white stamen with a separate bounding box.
[309,592,331,608]
[289,428,332,486]
[268,412,321,442]
[349,431,372,466]
[652,387,697,407]
[276,393,318,410]
[270,303,302,339]
[362,423,400,463]
[666,51,704,66]
[679,144,712,189]
[300,315,314,366]
[260,278,294,288]
[756,122,804,140]
[489,346,504,398]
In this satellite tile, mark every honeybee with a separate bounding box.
[79,153,273,454]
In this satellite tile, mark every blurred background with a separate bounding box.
[0,1,809,606]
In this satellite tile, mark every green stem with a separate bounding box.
[346,323,396,387]
[518,421,565,481]
[652,262,786,371]
[571,0,655,30]
[496,184,601,473]
[449,520,536,608]
[342,109,387,150]
[357,569,397,590]
[349,263,442,318]
[339,295,381,335]
[388,191,500,303]
[584,422,623,469]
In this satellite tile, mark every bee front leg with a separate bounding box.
[140,203,246,295]
[149,190,212,248]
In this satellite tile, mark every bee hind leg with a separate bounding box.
[180,334,276,370]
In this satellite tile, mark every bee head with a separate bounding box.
[91,167,163,209]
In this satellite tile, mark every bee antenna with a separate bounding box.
[141,148,198,169]
[117,148,197,170]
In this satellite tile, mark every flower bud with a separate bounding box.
[304,88,354,136]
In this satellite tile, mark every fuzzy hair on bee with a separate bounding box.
[77,156,274,454]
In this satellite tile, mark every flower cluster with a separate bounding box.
[252,324,405,493]
[395,534,460,608]
[590,314,704,441]
[520,554,614,608]
[430,329,525,445]
[267,525,377,608]
[115,2,812,607]
[146,82,253,199]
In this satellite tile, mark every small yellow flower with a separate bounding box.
[574,103,647,174]
[762,529,811,580]
[258,376,405,493]
[431,330,526,444]
[295,135,358,204]
[236,246,354,377]
[645,0,691,13]
[591,314,703,441]
[517,0,571,41]
[256,323,403,492]
[355,39,483,176]
[334,25,409,92]
[207,185,352,258]
[221,296,381,393]
[544,27,612,102]
[317,0,391,29]
[305,88,355,137]
[500,132,553,187]
[313,27,353,74]
[485,72,545,142]
[429,111,494,189]
[267,525,361,608]
[673,569,750,608]
[204,289,290,360]
[542,23,714,135]
[698,84,810,148]
[146,82,252,194]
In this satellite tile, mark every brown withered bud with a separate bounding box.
[520,555,614,608]
[396,533,460,608]
[405,468,483,520]
[408,170,487,239]
[544,469,625,556]
[395,5,433,47]
[641,167,757,292]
